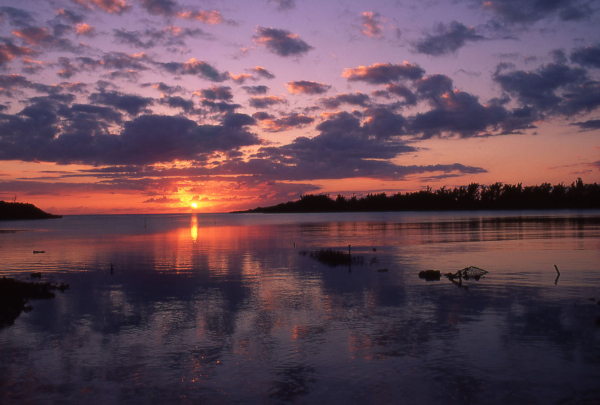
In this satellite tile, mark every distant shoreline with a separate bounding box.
[234,179,600,214]
[0,201,62,221]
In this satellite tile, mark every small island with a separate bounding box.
[0,201,62,221]
[236,179,600,213]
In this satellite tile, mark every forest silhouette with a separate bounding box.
[240,178,600,213]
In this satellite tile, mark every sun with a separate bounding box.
[191,202,198,209]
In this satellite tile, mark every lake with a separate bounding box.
[1,211,599,404]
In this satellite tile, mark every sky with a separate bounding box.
[0,0,599,214]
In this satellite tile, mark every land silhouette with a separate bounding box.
[0,201,62,221]
[238,178,600,213]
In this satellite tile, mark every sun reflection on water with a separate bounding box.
[190,214,198,242]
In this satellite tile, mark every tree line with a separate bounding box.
[241,178,600,213]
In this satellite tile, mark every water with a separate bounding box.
[1,211,599,404]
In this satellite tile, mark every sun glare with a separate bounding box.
[191,202,198,209]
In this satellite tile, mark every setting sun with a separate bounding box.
[191,202,198,209]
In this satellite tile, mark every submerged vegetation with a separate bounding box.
[300,249,365,267]
[241,179,600,213]
[0,277,69,328]
[0,201,62,220]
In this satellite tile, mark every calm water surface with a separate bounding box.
[1,211,600,404]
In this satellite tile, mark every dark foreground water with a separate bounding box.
[1,211,599,404]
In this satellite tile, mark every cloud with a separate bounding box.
[361,12,384,38]
[200,100,240,114]
[144,82,184,95]
[253,27,313,57]
[383,84,417,105]
[0,6,36,27]
[415,74,454,101]
[159,96,195,113]
[342,62,425,84]
[249,66,275,79]
[196,85,233,100]
[76,23,96,37]
[248,95,286,108]
[413,21,484,56]
[481,0,593,23]
[89,91,154,115]
[493,62,590,112]
[176,10,224,25]
[221,110,487,182]
[409,89,514,138]
[569,119,600,131]
[140,0,178,16]
[0,41,33,66]
[255,112,314,132]
[320,92,370,109]
[270,0,296,11]
[143,196,182,204]
[159,58,229,82]
[570,44,600,68]
[71,0,131,14]
[287,80,331,95]
[114,27,209,49]
[55,8,85,24]
[242,85,269,95]
[363,107,408,138]
[0,96,261,166]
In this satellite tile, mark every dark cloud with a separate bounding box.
[249,66,275,79]
[71,0,131,14]
[159,96,195,112]
[252,111,274,121]
[0,6,35,27]
[143,82,184,95]
[363,107,408,138]
[342,62,425,84]
[55,8,85,24]
[200,100,240,114]
[10,26,83,53]
[287,80,331,95]
[248,95,286,108]
[57,57,77,79]
[159,58,229,82]
[89,91,154,115]
[415,74,454,101]
[143,196,181,204]
[114,27,209,49]
[0,41,33,67]
[197,85,233,100]
[569,119,600,131]
[0,95,260,166]
[493,62,590,112]
[140,0,178,16]
[361,11,383,38]
[481,0,593,23]
[218,110,487,182]
[320,92,370,109]
[75,52,150,73]
[253,27,313,57]
[0,74,58,97]
[270,0,296,11]
[570,44,600,68]
[257,112,314,132]
[242,85,269,95]
[413,21,484,56]
[384,84,417,105]
[409,90,509,138]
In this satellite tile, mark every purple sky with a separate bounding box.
[0,0,599,214]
